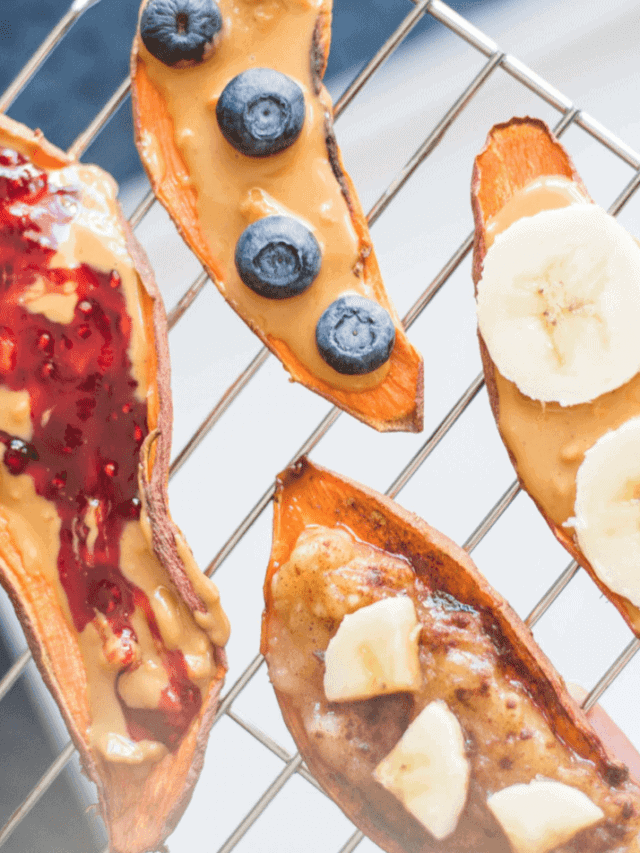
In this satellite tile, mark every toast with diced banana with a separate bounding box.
[261,458,640,852]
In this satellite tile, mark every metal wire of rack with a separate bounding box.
[1,0,640,851]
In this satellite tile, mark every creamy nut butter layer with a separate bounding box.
[261,458,640,853]
[0,114,228,853]
[131,0,423,432]
[472,117,640,638]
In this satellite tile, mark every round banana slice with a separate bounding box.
[573,416,640,607]
[476,204,640,406]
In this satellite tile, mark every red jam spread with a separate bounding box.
[0,147,199,749]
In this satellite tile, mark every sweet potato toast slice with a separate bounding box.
[261,457,640,852]
[0,114,228,853]
[472,117,640,637]
[130,0,423,433]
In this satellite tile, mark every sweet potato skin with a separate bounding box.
[471,117,640,638]
[130,0,423,433]
[0,113,227,853]
[261,457,640,853]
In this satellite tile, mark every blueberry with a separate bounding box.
[216,69,305,157]
[235,216,321,299]
[316,295,396,375]
[140,0,222,67]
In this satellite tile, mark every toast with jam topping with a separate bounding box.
[0,114,228,853]
[262,458,640,852]
[131,0,423,432]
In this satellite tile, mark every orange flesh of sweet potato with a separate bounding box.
[261,457,640,853]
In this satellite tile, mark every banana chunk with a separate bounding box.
[323,596,422,701]
[573,415,640,608]
[487,778,604,853]
[374,700,470,840]
[476,204,640,406]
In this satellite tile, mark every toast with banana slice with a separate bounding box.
[472,117,640,637]
[130,0,423,432]
[261,458,640,853]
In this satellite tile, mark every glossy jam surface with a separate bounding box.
[0,148,199,748]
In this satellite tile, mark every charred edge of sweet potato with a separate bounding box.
[122,214,206,619]
[263,458,633,794]
[310,2,332,94]
[304,90,424,431]
[471,116,640,639]
[0,114,227,853]
[96,186,228,853]
[130,8,423,434]
[311,2,368,270]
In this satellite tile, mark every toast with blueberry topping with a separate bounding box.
[131,0,423,432]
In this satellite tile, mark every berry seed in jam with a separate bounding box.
[40,360,56,379]
[0,147,201,750]
[117,496,142,520]
[90,578,124,616]
[2,437,38,476]
[50,474,67,491]
[36,331,53,354]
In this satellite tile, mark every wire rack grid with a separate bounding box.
[1,0,640,851]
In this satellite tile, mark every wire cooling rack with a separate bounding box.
[1,0,640,851]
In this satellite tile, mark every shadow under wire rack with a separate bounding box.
[1,0,640,851]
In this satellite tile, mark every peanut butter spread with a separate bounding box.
[485,176,640,530]
[265,525,639,850]
[137,0,390,391]
[0,124,227,764]
[0,388,32,440]
[483,176,589,251]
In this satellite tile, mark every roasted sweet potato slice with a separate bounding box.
[130,0,423,433]
[262,458,640,852]
[471,117,640,637]
[0,114,228,853]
